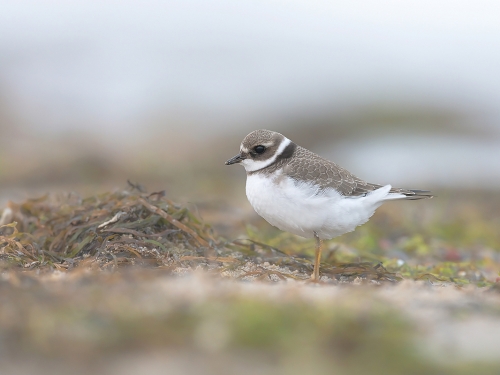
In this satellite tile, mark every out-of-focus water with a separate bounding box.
[324,135,500,190]
[1,1,500,189]
[1,1,500,134]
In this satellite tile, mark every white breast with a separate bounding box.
[245,171,392,239]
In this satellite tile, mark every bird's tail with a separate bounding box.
[382,185,433,201]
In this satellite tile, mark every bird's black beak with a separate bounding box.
[225,153,246,165]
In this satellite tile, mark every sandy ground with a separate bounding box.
[2,270,500,375]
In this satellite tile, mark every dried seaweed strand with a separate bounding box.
[180,255,236,262]
[138,198,210,248]
[101,227,179,239]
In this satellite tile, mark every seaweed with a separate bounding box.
[0,186,498,286]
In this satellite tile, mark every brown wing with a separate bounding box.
[283,146,432,199]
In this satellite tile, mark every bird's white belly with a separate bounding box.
[245,172,385,239]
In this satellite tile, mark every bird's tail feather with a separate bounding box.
[384,187,433,201]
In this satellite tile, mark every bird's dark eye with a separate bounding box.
[254,145,266,154]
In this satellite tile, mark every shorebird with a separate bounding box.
[226,129,432,281]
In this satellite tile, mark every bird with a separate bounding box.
[225,129,432,281]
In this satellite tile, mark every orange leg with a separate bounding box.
[311,232,322,281]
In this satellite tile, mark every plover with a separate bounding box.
[225,129,432,281]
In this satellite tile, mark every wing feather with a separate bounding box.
[283,146,432,199]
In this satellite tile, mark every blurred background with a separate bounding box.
[3,3,500,375]
[1,0,500,206]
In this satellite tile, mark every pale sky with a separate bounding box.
[0,0,499,133]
